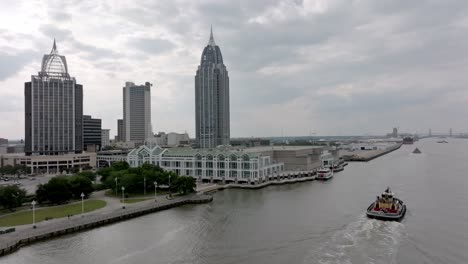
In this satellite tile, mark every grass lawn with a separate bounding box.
[120,198,151,204]
[0,200,107,227]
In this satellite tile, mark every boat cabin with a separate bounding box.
[374,187,400,212]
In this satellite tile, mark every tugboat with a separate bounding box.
[366,187,406,221]
[412,148,421,154]
[316,167,333,180]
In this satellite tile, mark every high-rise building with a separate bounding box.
[123,82,152,143]
[83,115,102,151]
[195,27,230,148]
[25,40,83,156]
[101,129,110,148]
[392,128,398,138]
[116,119,123,141]
[450,128,453,137]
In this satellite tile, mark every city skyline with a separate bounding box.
[1,1,468,139]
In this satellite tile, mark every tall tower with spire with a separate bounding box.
[195,27,230,148]
[25,40,83,155]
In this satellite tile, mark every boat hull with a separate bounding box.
[333,166,344,172]
[316,174,333,180]
[366,202,406,221]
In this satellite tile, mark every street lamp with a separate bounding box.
[81,192,85,215]
[144,177,146,196]
[31,200,36,229]
[168,174,171,197]
[121,186,125,209]
[114,177,118,196]
[154,181,157,201]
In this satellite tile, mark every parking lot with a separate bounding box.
[0,174,56,194]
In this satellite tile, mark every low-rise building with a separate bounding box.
[0,138,8,145]
[0,144,25,154]
[243,146,330,171]
[0,152,96,174]
[127,145,284,184]
[97,149,129,167]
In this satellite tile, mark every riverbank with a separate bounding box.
[0,194,212,257]
[342,143,402,162]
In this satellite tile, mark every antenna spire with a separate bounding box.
[208,25,216,46]
[51,38,58,54]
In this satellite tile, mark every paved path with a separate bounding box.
[0,194,211,256]
[1,190,170,233]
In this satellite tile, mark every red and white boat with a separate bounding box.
[316,167,333,180]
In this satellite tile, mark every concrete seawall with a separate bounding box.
[201,176,316,194]
[0,195,212,257]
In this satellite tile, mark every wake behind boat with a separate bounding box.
[366,187,406,221]
[316,167,333,180]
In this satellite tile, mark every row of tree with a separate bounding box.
[99,162,196,195]
[0,185,27,211]
[35,175,94,204]
[0,165,31,176]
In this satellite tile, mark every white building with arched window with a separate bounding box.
[127,146,285,184]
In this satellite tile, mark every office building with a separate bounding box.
[123,82,152,144]
[83,115,102,151]
[101,129,110,148]
[116,119,123,141]
[0,138,7,145]
[24,40,83,155]
[195,27,230,148]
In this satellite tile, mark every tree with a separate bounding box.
[0,185,27,210]
[40,176,72,204]
[172,176,196,195]
[111,161,129,171]
[69,176,93,199]
[77,171,96,182]
[35,184,48,203]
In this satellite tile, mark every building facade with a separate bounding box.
[0,152,96,174]
[25,40,83,156]
[83,115,102,151]
[101,129,110,148]
[128,146,284,184]
[123,82,152,144]
[0,138,7,145]
[195,28,230,148]
[115,119,123,141]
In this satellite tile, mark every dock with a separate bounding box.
[342,143,402,162]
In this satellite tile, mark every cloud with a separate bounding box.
[1,0,468,139]
[127,37,174,55]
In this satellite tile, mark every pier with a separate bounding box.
[0,194,212,257]
[342,143,402,162]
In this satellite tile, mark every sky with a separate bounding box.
[1,0,468,139]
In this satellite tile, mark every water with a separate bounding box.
[3,138,468,264]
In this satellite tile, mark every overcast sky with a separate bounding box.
[1,0,468,139]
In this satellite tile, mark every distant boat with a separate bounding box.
[412,148,421,154]
[437,140,448,143]
[402,137,414,144]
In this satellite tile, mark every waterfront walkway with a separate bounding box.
[0,194,212,257]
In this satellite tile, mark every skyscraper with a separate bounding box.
[195,27,230,148]
[25,40,83,155]
[123,82,152,143]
